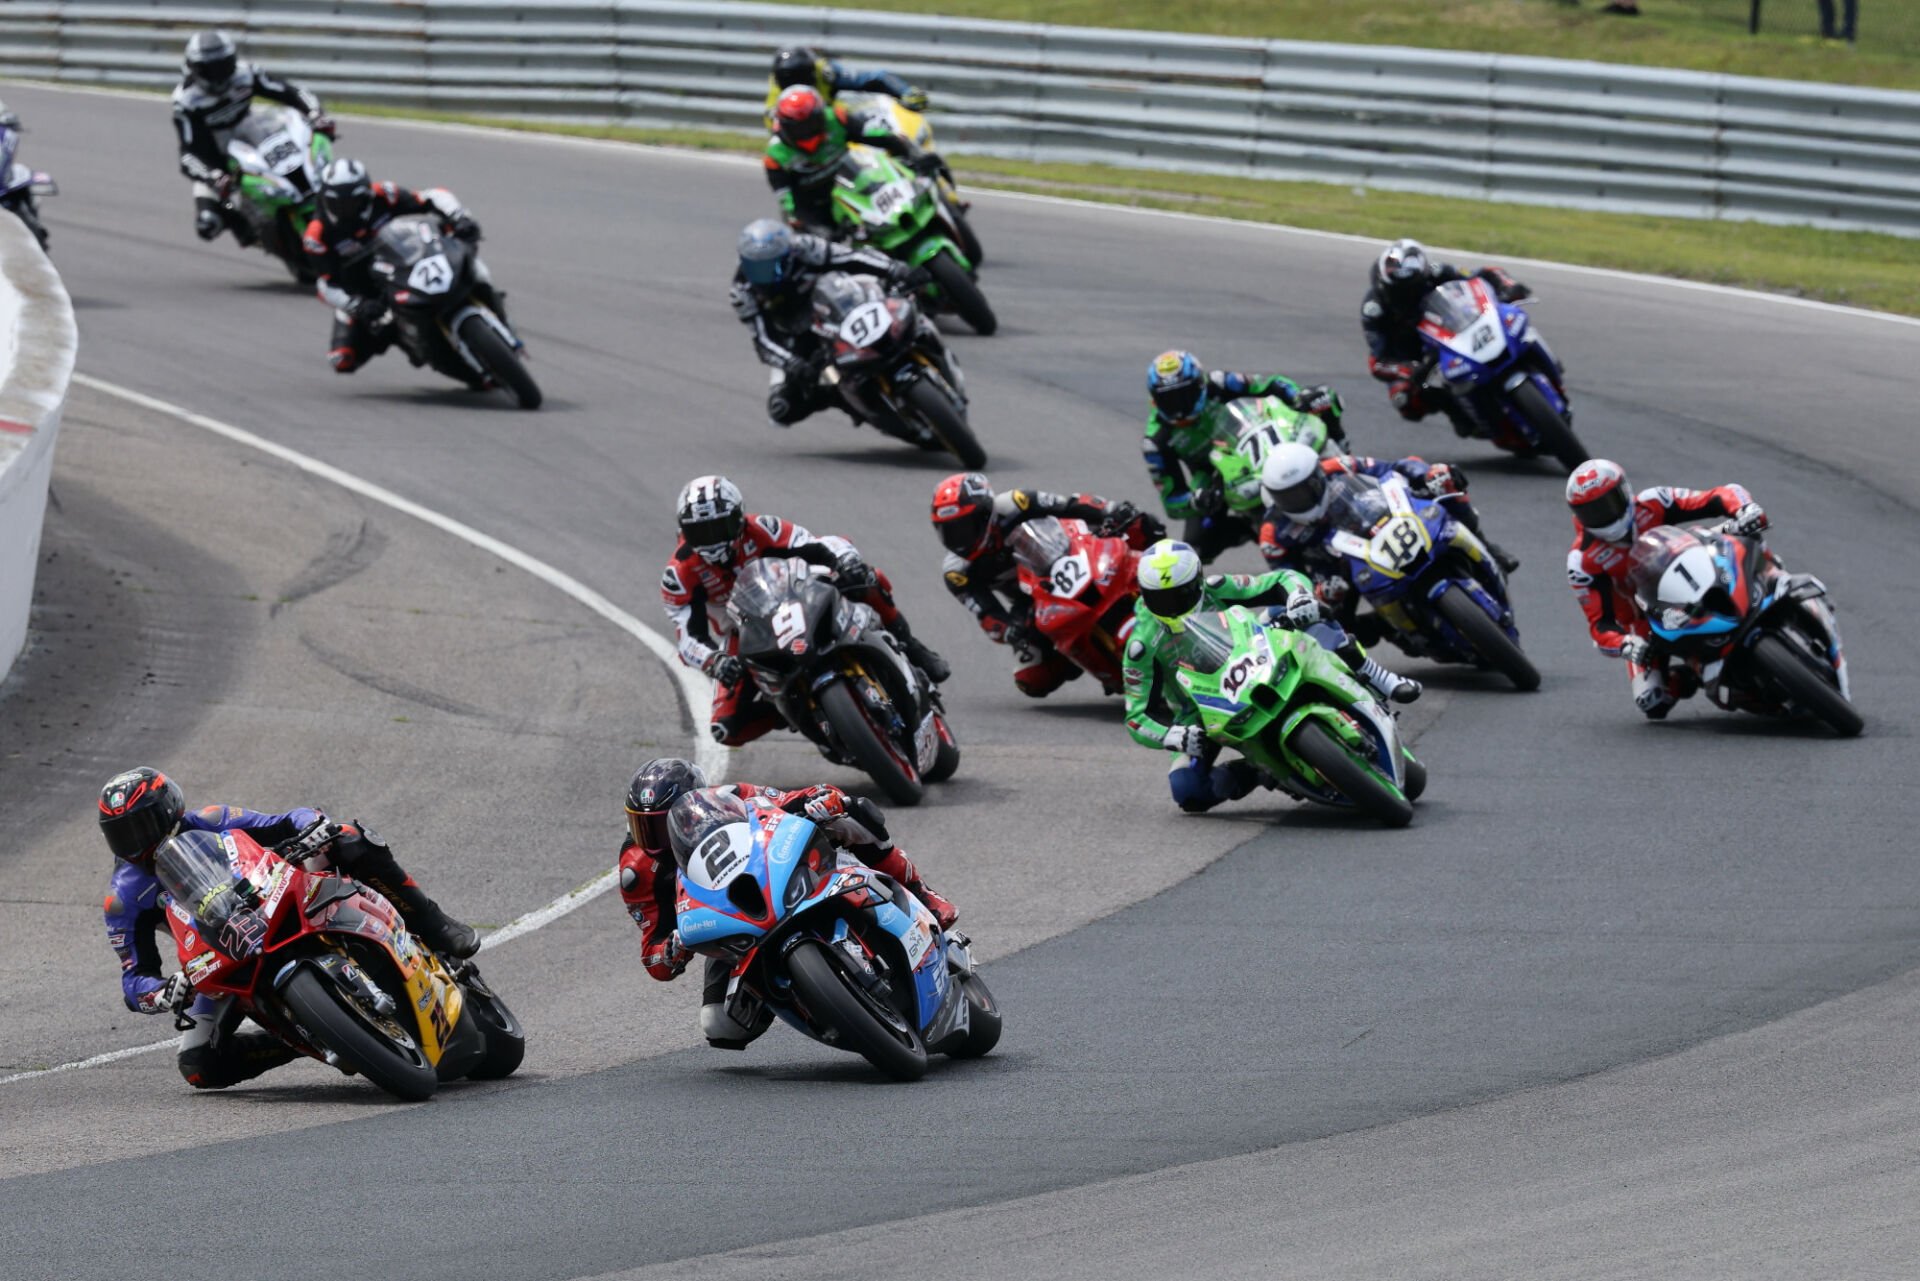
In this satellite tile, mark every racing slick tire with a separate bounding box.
[1749,633,1864,737]
[458,313,542,410]
[1433,583,1541,692]
[787,938,929,1082]
[819,678,925,807]
[904,377,986,470]
[1509,378,1588,474]
[927,251,997,337]
[1289,720,1415,829]
[280,966,439,1101]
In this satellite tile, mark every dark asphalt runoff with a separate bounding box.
[1,83,1916,1281]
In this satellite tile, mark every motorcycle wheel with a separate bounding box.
[939,194,985,269]
[787,939,928,1081]
[819,678,925,806]
[459,970,526,1080]
[924,711,961,783]
[1749,633,1864,737]
[457,313,543,410]
[903,377,986,469]
[271,212,316,284]
[279,966,438,1101]
[1433,584,1541,691]
[947,972,1002,1059]
[1508,379,1588,473]
[1289,720,1414,828]
[927,251,997,336]
[1402,752,1428,801]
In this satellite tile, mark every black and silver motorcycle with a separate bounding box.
[808,271,983,467]
[366,212,541,409]
[728,555,960,806]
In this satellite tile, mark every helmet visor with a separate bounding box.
[1153,380,1206,424]
[193,52,238,90]
[681,510,744,550]
[740,253,786,287]
[937,508,989,556]
[782,111,827,151]
[627,810,670,852]
[102,805,179,862]
[1573,485,1630,533]
[1270,467,1327,517]
[1140,578,1203,620]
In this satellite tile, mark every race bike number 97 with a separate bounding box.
[839,301,892,349]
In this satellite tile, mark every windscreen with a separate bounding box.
[811,271,883,324]
[1323,472,1391,536]
[228,106,293,147]
[1421,280,1488,333]
[153,830,266,957]
[1174,611,1239,675]
[667,789,754,872]
[729,557,799,622]
[1625,526,1707,612]
[1008,517,1072,577]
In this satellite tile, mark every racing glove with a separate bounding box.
[1314,577,1351,612]
[888,262,932,292]
[276,817,341,864]
[1097,501,1141,538]
[450,213,482,243]
[1283,587,1321,628]
[1618,636,1651,667]
[1293,384,1344,420]
[787,787,849,825]
[1162,724,1208,757]
[901,87,931,112]
[703,652,744,686]
[309,113,338,140]
[834,550,874,590]
[139,972,194,1016]
[1732,503,1768,538]
[1480,267,1530,302]
[1414,462,1465,498]
[1190,481,1226,517]
[906,150,944,178]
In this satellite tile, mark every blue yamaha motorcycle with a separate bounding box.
[1319,471,1541,690]
[672,791,1000,1081]
[1416,278,1587,472]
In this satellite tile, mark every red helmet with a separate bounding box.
[1566,458,1634,542]
[774,85,830,154]
[931,472,996,558]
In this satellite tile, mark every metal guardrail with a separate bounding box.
[4,1,1918,236]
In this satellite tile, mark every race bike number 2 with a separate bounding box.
[408,253,455,294]
[839,301,892,349]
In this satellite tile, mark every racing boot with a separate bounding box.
[888,615,951,685]
[193,196,225,241]
[332,824,482,958]
[1485,540,1521,574]
[1359,656,1422,705]
[1215,758,1263,802]
[868,846,957,929]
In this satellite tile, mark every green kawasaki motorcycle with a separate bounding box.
[222,103,333,283]
[1205,396,1338,522]
[1171,606,1424,828]
[831,145,996,336]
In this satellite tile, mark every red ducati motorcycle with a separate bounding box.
[1009,516,1145,694]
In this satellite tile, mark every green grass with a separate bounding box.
[350,104,1920,318]
[769,0,1920,92]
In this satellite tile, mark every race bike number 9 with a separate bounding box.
[1049,551,1093,599]
[771,600,807,649]
[839,301,892,349]
[1367,516,1426,573]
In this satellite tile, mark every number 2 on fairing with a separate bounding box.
[839,301,891,349]
[772,600,807,648]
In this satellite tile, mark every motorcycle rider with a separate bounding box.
[731,218,930,429]
[0,100,50,249]
[1564,458,1766,719]
[664,474,950,747]
[1360,238,1534,435]
[1125,540,1421,812]
[763,46,931,125]
[929,471,1164,696]
[171,29,334,244]
[1143,350,1351,563]
[617,759,957,1048]
[96,766,479,1089]
[766,85,944,233]
[301,158,486,374]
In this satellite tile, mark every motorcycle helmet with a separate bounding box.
[771,46,825,92]
[183,30,240,95]
[1566,458,1635,543]
[624,758,710,852]
[677,474,747,565]
[318,158,375,236]
[1260,442,1332,522]
[1136,539,1205,623]
[774,86,831,155]
[737,218,794,287]
[1375,238,1433,311]
[1146,350,1209,427]
[98,767,186,863]
[930,472,996,558]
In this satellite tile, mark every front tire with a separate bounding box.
[940,195,985,268]
[947,972,1002,1059]
[926,251,996,336]
[457,313,542,410]
[1432,583,1541,691]
[923,711,961,783]
[903,377,986,469]
[1509,378,1588,473]
[279,966,438,1101]
[787,939,928,1081]
[1749,633,1863,737]
[818,677,925,806]
[459,970,526,1080]
[1289,719,1414,828]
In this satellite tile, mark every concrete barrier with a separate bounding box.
[0,211,78,682]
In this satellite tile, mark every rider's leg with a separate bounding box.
[1306,621,1422,704]
[177,994,299,1089]
[709,672,783,747]
[700,955,771,1050]
[329,824,480,959]
[1168,742,1260,814]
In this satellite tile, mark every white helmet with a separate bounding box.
[677,474,746,565]
[1260,442,1332,522]
[1136,539,1205,622]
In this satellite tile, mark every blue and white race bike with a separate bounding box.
[1415,277,1589,473]
[673,791,1000,1081]
[1320,470,1541,691]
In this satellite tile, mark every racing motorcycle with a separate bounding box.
[1415,278,1588,472]
[835,90,983,267]
[366,210,541,409]
[222,104,332,282]
[808,271,984,467]
[154,826,524,1101]
[729,555,959,806]
[1626,522,1860,735]
[832,145,994,335]
[674,790,1000,1082]
[1172,606,1424,827]
[1318,470,1539,691]
[0,113,54,250]
[1009,516,1146,694]
[1198,396,1340,535]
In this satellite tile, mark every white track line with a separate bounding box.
[0,374,720,1087]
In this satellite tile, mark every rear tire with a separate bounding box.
[1509,378,1588,473]
[926,251,996,336]
[1289,719,1414,828]
[458,313,542,410]
[280,966,438,1101]
[786,939,928,1081]
[819,677,925,806]
[948,972,1002,1059]
[1433,583,1541,691]
[903,377,986,469]
[1749,633,1863,737]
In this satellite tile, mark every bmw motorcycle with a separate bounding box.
[1415,278,1588,472]
[366,211,541,409]
[728,555,960,806]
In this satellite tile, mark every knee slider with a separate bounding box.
[1168,760,1217,813]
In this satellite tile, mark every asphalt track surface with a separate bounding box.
[3,83,1918,1279]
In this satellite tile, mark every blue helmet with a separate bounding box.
[738,219,794,287]
[1147,350,1209,426]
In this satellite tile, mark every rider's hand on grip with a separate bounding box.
[1191,482,1225,516]
[834,550,874,590]
[1618,635,1651,667]
[1163,724,1208,757]
[277,817,340,864]
[704,653,744,687]
[1098,501,1140,537]
[1732,503,1768,538]
[901,88,931,112]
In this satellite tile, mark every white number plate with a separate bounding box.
[1049,551,1092,598]
[868,180,913,221]
[838,300,892,348]
[1367,515,1427,573]
[1220,648,1272,702]
[407,253,454,294]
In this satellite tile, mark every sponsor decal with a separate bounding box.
[944,570,968,589]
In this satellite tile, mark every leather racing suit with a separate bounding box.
[764,102,930,233]
[1361,260,1530,431]
[171,64,324,241]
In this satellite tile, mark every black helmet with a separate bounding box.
[624,757,709,851]
[771,46,823,91]
[1374,237,1434,311]
[318,158,374,235]
[98,767,186,863]
[183,30,239,94]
